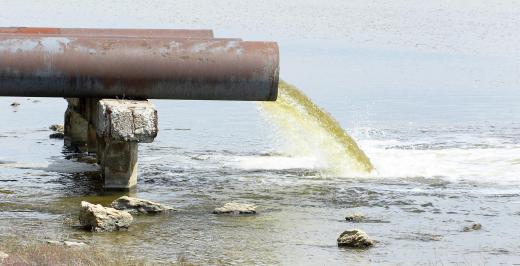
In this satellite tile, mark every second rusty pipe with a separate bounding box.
[0,27,214,38]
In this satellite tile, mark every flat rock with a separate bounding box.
[46,240,88,248]
[79,201,133,232]
[337,229,375,248]
[213,202,257,215]
[64,241,88,247]
[345,212,365,222]
[463,223,482,232]
[110,196,174,214]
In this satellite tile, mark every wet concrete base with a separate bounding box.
[64,98,157,190]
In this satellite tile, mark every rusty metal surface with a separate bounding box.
[0,27,214,38]
[0,36,279,100]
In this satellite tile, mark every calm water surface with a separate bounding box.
[1,40,520,265]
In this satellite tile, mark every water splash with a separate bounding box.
[259,81,373,176]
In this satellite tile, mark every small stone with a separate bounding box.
[337,229,375,248]
[49,124,64,133]
[213,202,257,215]
[79,201,133,232]
[345,212,365,222]
[10,102,20,107]
[49,132,65,139]
[64,241,88,247]
[110,196,175,214]
[463,223,482,232]
[0,251,9,262]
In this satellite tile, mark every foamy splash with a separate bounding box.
[258,81,373,176]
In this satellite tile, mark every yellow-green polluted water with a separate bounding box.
[259,81,373,175]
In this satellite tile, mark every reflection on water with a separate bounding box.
[1,40,520,265]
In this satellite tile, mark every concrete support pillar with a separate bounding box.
[99,140,138,189]
[63,97,157,190]
[94,99,158,190]
[85,98,99,154]
[64,104,88,152]
[87,124,98,154]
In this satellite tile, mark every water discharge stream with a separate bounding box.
[259,81,373,176]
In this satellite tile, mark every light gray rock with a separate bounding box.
[337,229,375,248]
[463,223,482,232]
[64,241,88,247]
[213,202,257,215]
[110,196,174,214]
[79,201,133,232]
[345,212,365,222]
[46,240,88,248]
[0,251,9,263]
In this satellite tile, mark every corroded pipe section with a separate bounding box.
[0,27,214,38]
[0,36,279,100]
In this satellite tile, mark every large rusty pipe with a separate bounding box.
[0,27,214,38]
[0,36,279,100]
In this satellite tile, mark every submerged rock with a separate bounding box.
[345,212,365,222]
[79,201,133,232]
[213,202,257,215]
[77,156,98,164]
[337,229,375,248]
[49,132,65,139]
[463,223,482,232]
[110,196,175,214]
[0,251,9,262]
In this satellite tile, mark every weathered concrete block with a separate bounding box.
[96,99,158,143]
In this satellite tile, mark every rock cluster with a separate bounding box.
[213,202,257,215]
[337,229,375,248]
[79,201,133,232]
[110,196,175,214]
[49,124,65,139]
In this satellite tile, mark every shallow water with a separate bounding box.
[1,39,520,265]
